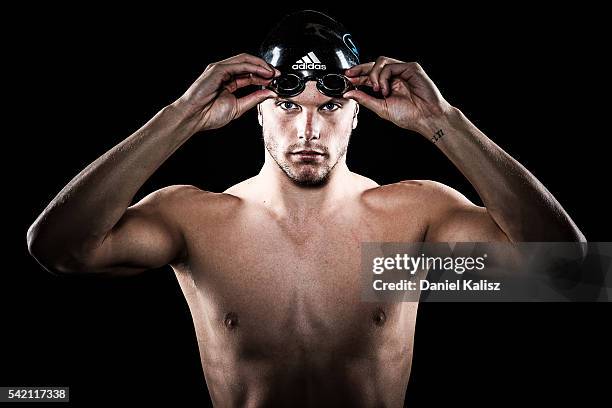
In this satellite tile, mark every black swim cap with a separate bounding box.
[259,10,360,77]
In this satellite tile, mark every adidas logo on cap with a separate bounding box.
[292,52,326,70]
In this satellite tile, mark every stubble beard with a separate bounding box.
[262,129,349,188]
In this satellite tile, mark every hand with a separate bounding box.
[172,53,280,132]
[343,57,454,134]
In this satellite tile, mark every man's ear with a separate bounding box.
[257,103,263,127]
[352,103,359,130]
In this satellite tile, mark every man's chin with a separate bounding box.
[287,167,330,187]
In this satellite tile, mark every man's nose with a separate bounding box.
[297,110,320,141]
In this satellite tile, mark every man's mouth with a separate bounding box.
[290,150,325,161]
[292,150,324,155]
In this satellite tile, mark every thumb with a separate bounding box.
[343,89,386,118]
[235,88,276,119]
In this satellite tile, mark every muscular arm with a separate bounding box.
[27,54,276,277]
[420,109,586,246]
[421,180,510,243]
[26,103,197,276]
[343,58,585,246]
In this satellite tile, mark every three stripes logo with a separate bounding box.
[292,51,326,70]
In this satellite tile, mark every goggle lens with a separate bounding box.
[269,73,353,97]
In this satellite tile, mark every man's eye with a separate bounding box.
[321,103,340,112]
[278,101,299,110]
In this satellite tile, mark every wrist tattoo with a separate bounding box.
[431,128,445,144]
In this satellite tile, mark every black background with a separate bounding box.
[4,3,610,407]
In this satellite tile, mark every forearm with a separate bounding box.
[27,102,197,261]
[419,108,586,242]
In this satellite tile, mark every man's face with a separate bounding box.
[259,81,358,187]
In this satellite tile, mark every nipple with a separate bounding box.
[373,308,387,327]
[223,312,239,330]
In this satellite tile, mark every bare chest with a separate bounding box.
[173,205,424,358]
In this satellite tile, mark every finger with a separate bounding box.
[379,62,424,96]
[235,88,276,118]
[216,62,277,82]
[347,75,373,87]
[368,56,396,93]
[217,53,281,76]
[343,89,386,118]
[224,73,275,93]
[378,63,404,96]
[344,62,375,77]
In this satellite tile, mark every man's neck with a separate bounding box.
[253,157,356,223]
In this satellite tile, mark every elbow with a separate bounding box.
[507,221,588,263]
[548,227,589,265]
[26,223,48,268]
[28,248,86,277]
[26,224,84,276]
[574,229,588,262]
[557,224,588,262]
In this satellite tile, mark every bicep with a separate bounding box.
[421,180,509,243]
[76,188,188,276]
[425,205,510,243]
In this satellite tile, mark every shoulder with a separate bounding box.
[360,179,485,231]
[140,184,203,203]
[362,180,509,242]
[136,184,243,217]
[361,179,472,208]
[401,181,509,242]
[411,180,478,210]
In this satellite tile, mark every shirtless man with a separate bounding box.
[26,10,585,408]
